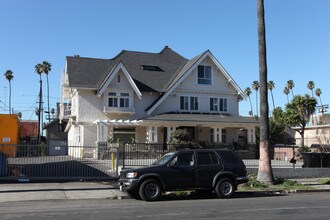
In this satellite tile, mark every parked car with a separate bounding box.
[118,149,248,201]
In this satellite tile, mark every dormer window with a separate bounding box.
[141,65,163,72]
[117,74,121,83]
[198,65,211,85]
[108,92,130,108]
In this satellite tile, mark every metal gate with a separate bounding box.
[0,144,119,182]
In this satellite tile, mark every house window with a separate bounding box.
[222,129,227,143]
[141,65,163,72]
[180,96,189,110]
[190,97,199,111]
[117,75,121,83]
[198,65,211,85]
[108,92,130,108]
[180,96,199,111]
[210,98,227,112]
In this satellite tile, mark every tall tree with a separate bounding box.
[244,87,253,116]
[307,81,316,125]
[4,70,14,114]
[283,87,290,104]
[307,81,315,97]
[252,80,260,117]
[268,80,275,111]
[315,88,324,124]
[35,63,44,143]
[42,61,52,122]
[285,95,317,147]
[256,0,274,184]
[286,80,295,98]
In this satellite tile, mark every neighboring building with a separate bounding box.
[294,113,330,148]
[20,120,38,144]
[59,46,258,152]
[43,119,68,155]
[0,114,19,157]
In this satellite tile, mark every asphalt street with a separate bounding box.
[0,192,330,220]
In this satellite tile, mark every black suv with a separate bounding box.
[118,149,248,201]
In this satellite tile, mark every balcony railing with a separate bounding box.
[103,107,135,114]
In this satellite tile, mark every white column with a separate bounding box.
[167,127,176,141]
[251,127,256,143]
[213,127,222,143]
[247,127,256,144]
[146,126,158,143]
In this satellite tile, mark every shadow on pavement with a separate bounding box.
[162,191,286,201]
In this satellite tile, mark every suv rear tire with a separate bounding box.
[215,178,235,198]
[139,179,162,201]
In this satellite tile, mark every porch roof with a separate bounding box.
[93,119,142,126]
[140,113,259,127]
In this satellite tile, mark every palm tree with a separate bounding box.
[268,80,275,111]
[286,80,294,98]
[244,87,253,116]
[252,80,260,117]
[35,63,44,143]
[256,0,274,184]
[315,88,324,124]
[4,70,14,114]
[307,81,316,125]
[307,81,315,97]
[42,61,52,122]
[283,87,290,104]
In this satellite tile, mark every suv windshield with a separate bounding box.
[152,152,175,165]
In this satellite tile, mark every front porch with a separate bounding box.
[93,113,258,147]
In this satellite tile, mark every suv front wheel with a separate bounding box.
[215,178,235,198]
[139,179,162,201]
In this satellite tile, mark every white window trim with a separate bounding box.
[210,97,228,112]
[197,65,212,85]
[180,96,199,112]
[107,92,130,108]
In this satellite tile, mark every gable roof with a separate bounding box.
[97,62,142,99]
[146,50,245,115]
[66,46,187,92]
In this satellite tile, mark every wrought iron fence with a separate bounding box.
[0,144,119,182]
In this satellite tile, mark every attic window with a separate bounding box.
[141,65,163,72]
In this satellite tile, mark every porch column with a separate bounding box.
[214,127,223,143]
[146,126,158,143]
[96,122,108,143]
[247,127,256,144]
[167,127,176,141]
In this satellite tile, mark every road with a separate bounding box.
[0,192,330,219]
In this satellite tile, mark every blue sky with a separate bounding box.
[0,0,329,120]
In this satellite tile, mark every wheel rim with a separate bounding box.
[145,183,159,198]
[220,181,232,196]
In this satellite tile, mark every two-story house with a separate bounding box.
[59,46,258,151]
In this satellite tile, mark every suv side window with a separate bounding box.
[217,151,240,164]
[197,152,219,165]
[173,152,195,166]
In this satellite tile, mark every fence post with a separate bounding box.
[122,143,125,169]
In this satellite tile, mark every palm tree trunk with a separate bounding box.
[256,93,258,117]
[271,91,275,111]
[9,82,12,114]
[38,75,42,143]
[249,97,254,116]
[256,0,274,184]
[47,74,50,122]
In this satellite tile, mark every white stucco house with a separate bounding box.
[59,46,258,149]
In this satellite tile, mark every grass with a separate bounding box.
[318,179,330,185]
[239,174,312,191]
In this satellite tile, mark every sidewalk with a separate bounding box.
[0,179,330,203]
[0,181,129,203]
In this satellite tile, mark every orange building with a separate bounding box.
[0,114,20,157]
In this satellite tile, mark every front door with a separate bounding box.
[163,152,197,190]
